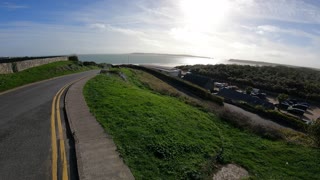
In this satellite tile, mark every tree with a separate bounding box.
[308,119,320,147]
[277,93,289,104]
[245,86,253,95]
[176,64,320,102]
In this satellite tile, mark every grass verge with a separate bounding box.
[84,68,319,179]
[0,61,98,92]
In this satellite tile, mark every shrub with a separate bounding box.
[234,101,306,132]
[98,63,112,69]
[308,119,320,147]
[83,61,97,66]
[68,55,79,62]
[277,93,289,104]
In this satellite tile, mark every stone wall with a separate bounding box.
[0,56,68,74]
[15,57,68,72]
[0,63,13,74]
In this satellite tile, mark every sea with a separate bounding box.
[78,54,231,67]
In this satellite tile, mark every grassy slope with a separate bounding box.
[0,61,97,92]
[84,69,319,180]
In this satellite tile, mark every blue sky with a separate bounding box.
[0,0,320,67]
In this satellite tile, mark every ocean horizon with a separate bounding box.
[78,54,229,67]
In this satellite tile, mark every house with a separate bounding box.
[217,88,275,110]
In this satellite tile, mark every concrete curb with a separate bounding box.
[65,75,135,180]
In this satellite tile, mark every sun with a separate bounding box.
[179,0,230,31]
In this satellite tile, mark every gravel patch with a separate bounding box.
[213,164,249,180]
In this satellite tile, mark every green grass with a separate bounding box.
[0,61,98,92]
[84,68,320,180]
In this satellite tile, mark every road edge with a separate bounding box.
[0,70,98,96]
[64,74,135,180]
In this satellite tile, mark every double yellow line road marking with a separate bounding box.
[51,82,73,180]
[51,76,89,180]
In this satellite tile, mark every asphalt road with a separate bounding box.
[0,70,99,180]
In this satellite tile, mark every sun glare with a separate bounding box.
[179,0,230,31]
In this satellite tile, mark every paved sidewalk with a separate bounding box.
[65,75,135,180]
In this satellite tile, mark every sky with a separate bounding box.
[0,0,320,67]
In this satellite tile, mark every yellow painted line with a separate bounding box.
[56,85,69,180]
[51,76,91,180]
[51,93,58,180]
[51,83,69,180]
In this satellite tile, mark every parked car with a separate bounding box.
[287,107,305,116]
[278,102,290,110]
[292,104,308,111]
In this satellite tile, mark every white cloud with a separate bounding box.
[257,25,278,33]
[254,24,320,46]
[88,23,106,30]
[232,0,320,24]
[0,2,28,9]
[107,25,145,36]
[88,23,144,36]
[1,0,320,68]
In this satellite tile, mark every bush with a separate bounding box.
[68,55,79,62]
[308,119,320,147]
[235,101,306,132]
[83,61,97,66]
[98,63,112,69]
[277,93,289,104]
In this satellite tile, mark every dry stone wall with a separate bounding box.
[0,56,68,74]
[0,63,13,74]
[15,57,68,72]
